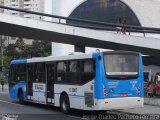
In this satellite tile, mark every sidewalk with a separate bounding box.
[0,84,9,94]
[116,105,160,114]
[144,97,160,106]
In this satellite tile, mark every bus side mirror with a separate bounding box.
[98,56,101,60]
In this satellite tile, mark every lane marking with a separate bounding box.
[0,99,24,107]
[67,115,81,119]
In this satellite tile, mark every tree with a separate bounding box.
[15,37,26,50]
[4,39,51,62]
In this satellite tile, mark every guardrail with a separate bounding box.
[0,5,160,36]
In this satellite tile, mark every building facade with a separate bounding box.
[0,0,45,46]
[0,0,4,13]
[3,0,44,19]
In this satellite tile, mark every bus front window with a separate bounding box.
[104,54,139,79]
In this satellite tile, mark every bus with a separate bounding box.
[8,51,144,113]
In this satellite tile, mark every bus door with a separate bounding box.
[27,64,34,100]
[46,63,55,104]
[32,63,46,104]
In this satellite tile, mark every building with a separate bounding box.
[0,0,45,46]
[51,0,160,56]
[4,0,44,19]
[0,0,4,13]
[52,0,160,28]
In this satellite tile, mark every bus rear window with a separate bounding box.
[104,54,139,79]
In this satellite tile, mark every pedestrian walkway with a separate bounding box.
[0,84,8,94]
[145,97,160,106]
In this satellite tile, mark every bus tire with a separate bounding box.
[60,94,70,114]
[18,89,25,105]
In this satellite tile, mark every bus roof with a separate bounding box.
[11,59,27,65]
[10,52,93,65]
[10,51,140,65]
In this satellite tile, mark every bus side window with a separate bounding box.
[69,61,80,72]
[56,62,67,83]
[57,62,67,73]
[8,65,18,88]
[83,60,94,73]
[81,59,95,84]
[27,64,34,82]
[68,61,81,84]
[12,65,17,81]
[16,64,26,82]
[36,63,46,83]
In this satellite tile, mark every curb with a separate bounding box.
[108,110,142,115]
[0,92,8,94]
[144,98,160,106]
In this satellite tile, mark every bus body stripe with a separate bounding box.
[11,59,27,64]
[54,93,84,98]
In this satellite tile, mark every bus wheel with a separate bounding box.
[18,90,25,105]
[60,94,70,114]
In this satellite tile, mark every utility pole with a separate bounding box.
[0,35,3,72]
[1,35,3,73]
[0,35,3,79]
[0,35,4,92]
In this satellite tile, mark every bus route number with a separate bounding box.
[69,88,77,92]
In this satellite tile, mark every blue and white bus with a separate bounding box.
[8,51,144,113]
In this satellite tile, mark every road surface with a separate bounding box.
[0,93,160,120]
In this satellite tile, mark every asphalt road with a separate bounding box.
[0,93,82,120]
[0,93,159,120]
[0,93,127,120]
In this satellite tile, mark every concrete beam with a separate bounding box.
[0,13,160,57]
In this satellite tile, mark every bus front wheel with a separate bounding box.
[60,94,70,114]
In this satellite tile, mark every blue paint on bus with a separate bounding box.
[93,52,144,99]
[11,59,27,65]
[9,81,27,101]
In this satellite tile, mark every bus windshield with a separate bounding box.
[104,53,139,79]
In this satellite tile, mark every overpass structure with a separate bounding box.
[0,12,160,55]
[0,6,160,65]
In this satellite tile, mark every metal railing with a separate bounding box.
[0,5,160,36]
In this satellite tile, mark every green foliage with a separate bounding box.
[4,39,51,57]
[0,56,12,77]
[0,56,12,69]
[2,38,51,71]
